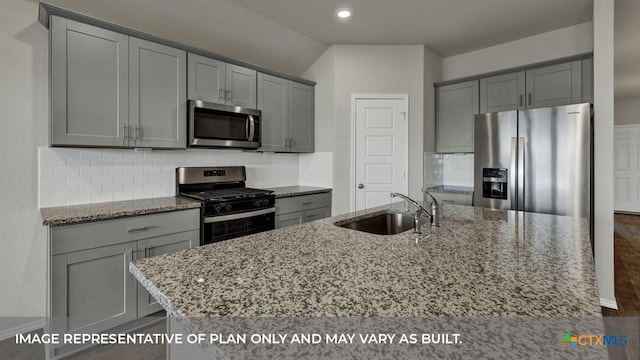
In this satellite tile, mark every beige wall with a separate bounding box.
[304,45,426,215]
[592,0,616,308]
[442,21,594,81]
[615,97,640,125]
[0,0,49,327]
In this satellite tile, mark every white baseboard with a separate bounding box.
[600,297,618,310]
[0,319,46,341]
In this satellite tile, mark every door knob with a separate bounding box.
[358,184,364,189]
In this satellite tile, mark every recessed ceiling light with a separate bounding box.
[336,8,352,19]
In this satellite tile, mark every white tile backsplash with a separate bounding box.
[38,147,301,208]
[442,153,474,186]
[299,152,333,188]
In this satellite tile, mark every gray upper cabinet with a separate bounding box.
[258,73,314,153]
[436,80,479,153]
[50,16,129,147]
[525,60,582,109]
[129,38,187,148]
[479,72,526,113]
[581,58,593,104]
[226,64,257,108]
[50,15,186,149]
[188,53,257,108]
[288,81,315,153]
[258,73,288,152]
[187,54,225,103]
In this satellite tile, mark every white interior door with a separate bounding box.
[614,125,640,213]
[354,95,407,211]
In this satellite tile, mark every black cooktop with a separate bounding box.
[180,187,273,202]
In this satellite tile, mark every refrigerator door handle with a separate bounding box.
[517,137,525,210]
[510,137,517,210]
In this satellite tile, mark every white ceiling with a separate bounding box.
[228,0,593,57]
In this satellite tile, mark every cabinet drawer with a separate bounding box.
[275,192,331,215]
[431,192,473,206]
[51,209,200,255]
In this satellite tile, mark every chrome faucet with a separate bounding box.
[422,189,440,228]
[390,193,433,234]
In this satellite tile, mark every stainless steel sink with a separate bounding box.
[336,211,427,235]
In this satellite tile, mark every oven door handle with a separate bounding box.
[204,207,275,223]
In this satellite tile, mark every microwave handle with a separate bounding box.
[247,115,256,141]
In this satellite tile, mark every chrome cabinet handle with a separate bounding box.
[219,89,224,102]
[528,93,532,106]
[358,184,364,189]
[128,226,153,233]
[123,124,128,144]
[519,94,523,107]
[225,90,231,101]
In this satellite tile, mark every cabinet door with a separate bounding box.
[436,80,479,153]
[50,16,128,147]
[51,243,137,336]
[304,207,331,223]
[257,73,288,152]
[288,81,315,153]
[479,72,525,113]
[226,64,257,108]
[275,211,304,229]
[136,230,198,317]
[129,37,187,148]
[187,53,226,104]
[525,61,582,109]
[581,58,593,104]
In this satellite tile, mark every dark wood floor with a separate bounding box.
[2,214,639,359]
[602,213,640,317]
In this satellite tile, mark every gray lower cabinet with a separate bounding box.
[50,15,187,149]
[436,80,479,153]
[48,209,199,359]
[258,73,314,153]
[525,60,582,109]
[275,192,331,229]
[187,53,257,109]
[129,38,187,148]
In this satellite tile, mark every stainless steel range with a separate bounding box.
[176,166,275,245]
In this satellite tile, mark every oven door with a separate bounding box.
[189,100,260,149]
[202,207,275,245]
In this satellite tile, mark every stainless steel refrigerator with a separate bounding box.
[473,103,592,219]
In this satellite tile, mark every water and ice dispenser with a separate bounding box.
[482,168,508,200]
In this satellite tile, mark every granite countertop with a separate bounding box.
[426,185,474,195]
[130,204,603,358]
[265,185,332,198]
[131,204,600,318]
[41,196,201,226]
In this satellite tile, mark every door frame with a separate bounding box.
[350,94,409,212]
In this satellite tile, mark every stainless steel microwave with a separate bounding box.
[188,100,261,149]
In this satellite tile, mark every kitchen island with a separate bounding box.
[130,204,606,359]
